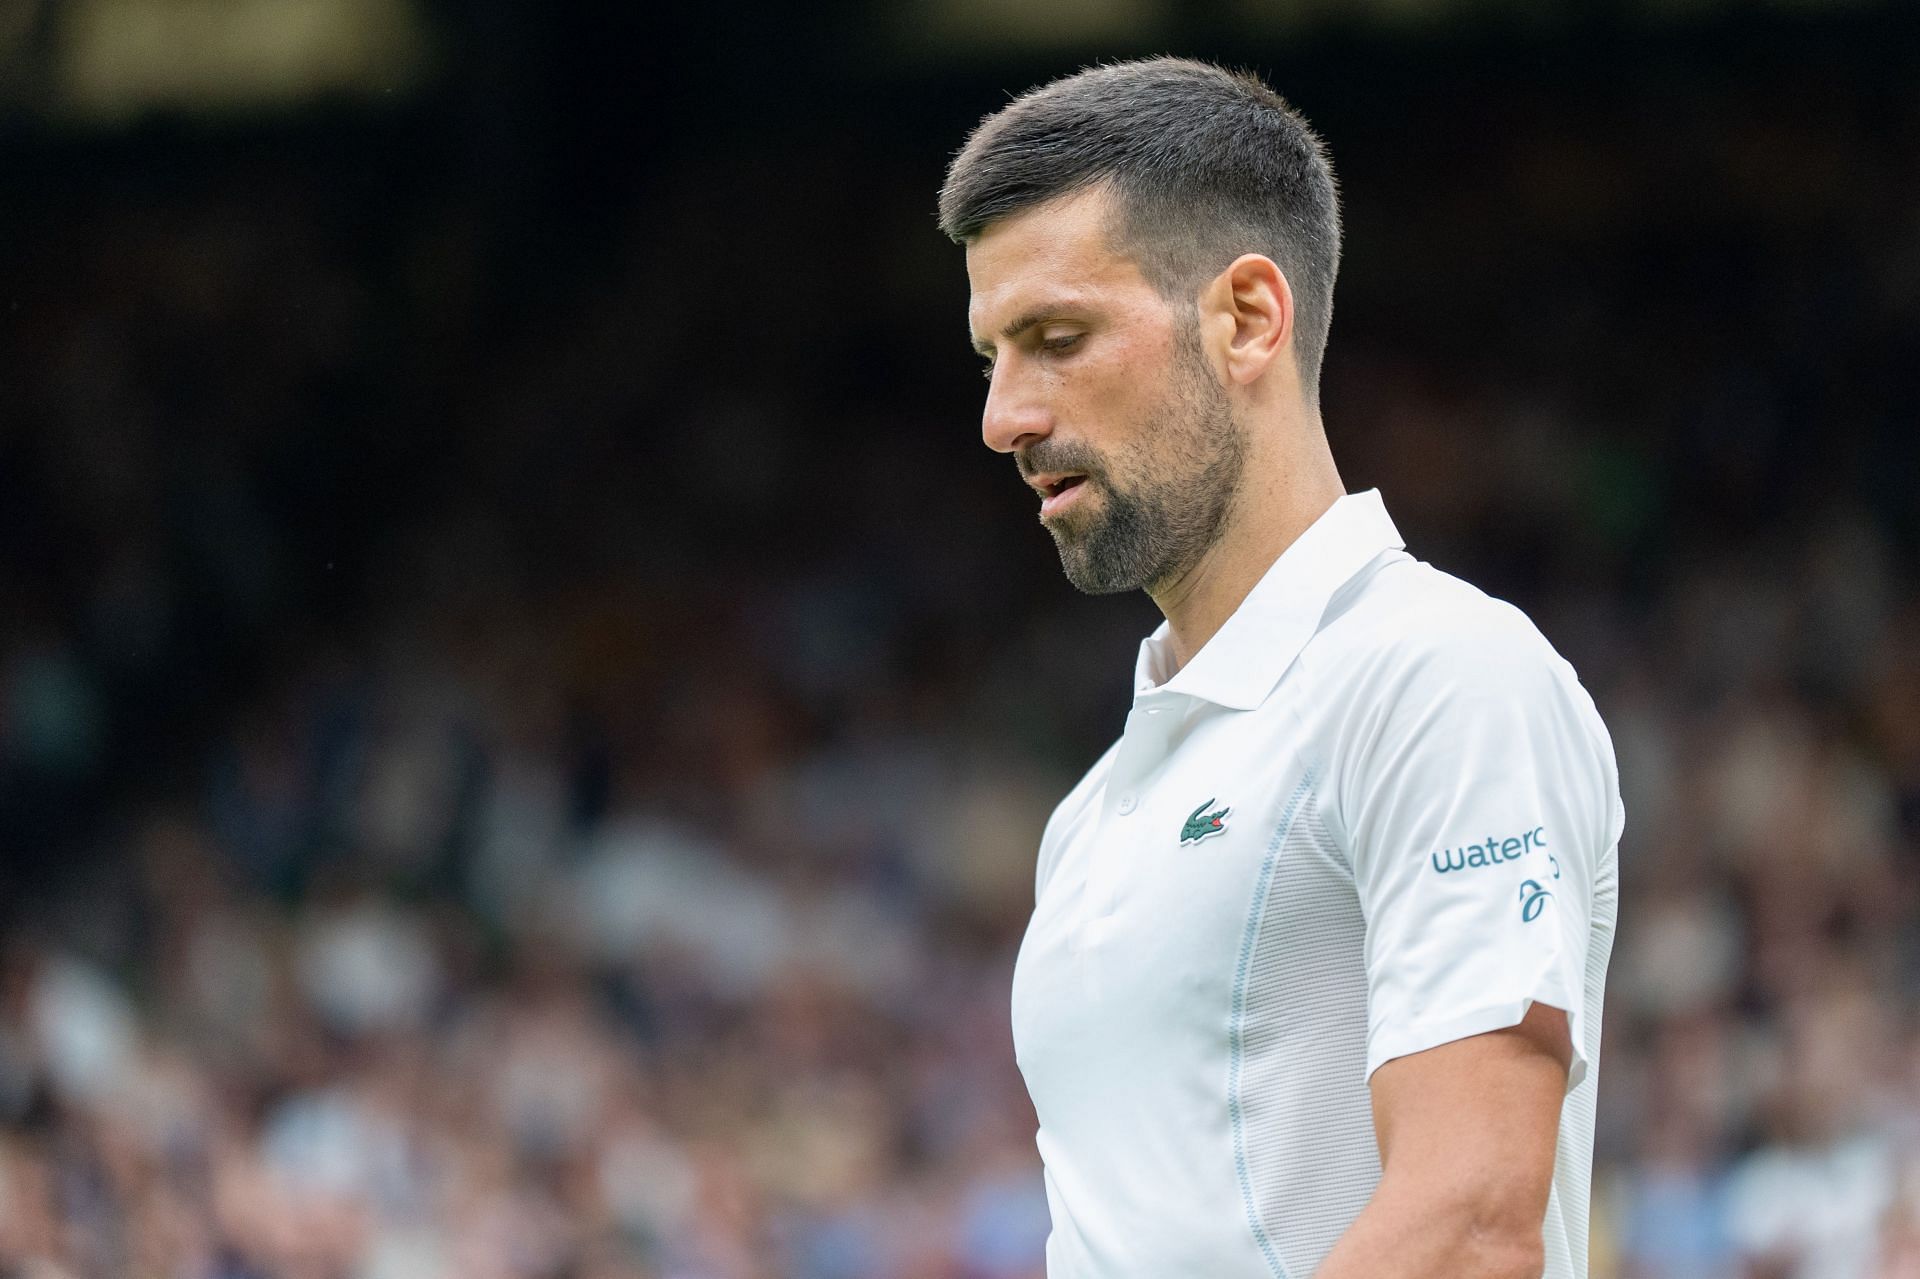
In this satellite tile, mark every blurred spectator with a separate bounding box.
[3,8,1918,1277]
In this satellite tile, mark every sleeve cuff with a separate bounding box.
[1365,989,1589,1093]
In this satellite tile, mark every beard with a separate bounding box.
[1024,324,1247,596]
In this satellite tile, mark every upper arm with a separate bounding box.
[1333,603,1619,1087]
[1314,590,1617,1275]
[1366,1002,1573,1247]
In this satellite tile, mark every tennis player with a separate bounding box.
[940,58,1621,1278]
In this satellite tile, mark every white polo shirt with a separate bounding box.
[1010,489,1622,1278]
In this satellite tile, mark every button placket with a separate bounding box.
[1087,695,1180,922]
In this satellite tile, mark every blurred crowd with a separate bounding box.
[3,19,1920,1279]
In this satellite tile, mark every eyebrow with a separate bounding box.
[970,305,1076,357]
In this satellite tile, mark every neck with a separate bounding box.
[1148,410,1345,673]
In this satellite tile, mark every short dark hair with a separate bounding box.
[939,57,1342,403]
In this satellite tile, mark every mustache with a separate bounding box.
[1016,441,1107,483]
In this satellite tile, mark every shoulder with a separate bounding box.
[1304,557,1618,816]
[1304,555,1588,716]
[1301,561,1625,894]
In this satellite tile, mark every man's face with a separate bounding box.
[966,187,1245,595]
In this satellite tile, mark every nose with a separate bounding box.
[981,360,1053,455]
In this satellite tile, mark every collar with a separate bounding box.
[1132,489,1407,711]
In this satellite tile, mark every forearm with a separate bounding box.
[1313,1179,1545,1279]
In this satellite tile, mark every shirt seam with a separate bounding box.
[1227,770,1316,1279]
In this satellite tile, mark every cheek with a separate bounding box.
[1081,337,1178,443]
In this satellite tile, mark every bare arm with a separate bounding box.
[1314,1002,1573,1279]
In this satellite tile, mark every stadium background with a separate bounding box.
[3,1,1918,1275]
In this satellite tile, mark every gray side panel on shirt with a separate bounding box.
[1230,784,1382,1277]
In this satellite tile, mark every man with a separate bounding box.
[938,59,1622,1278]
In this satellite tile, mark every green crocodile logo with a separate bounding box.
[1180,798,1231,845]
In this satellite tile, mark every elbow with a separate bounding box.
[1453,1207,1545,1279]
[1463,1230,1544,1279]
[1418,1186,1545,1279]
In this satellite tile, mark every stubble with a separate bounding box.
[1040,324,1246,596]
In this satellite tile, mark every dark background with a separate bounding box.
[2,2,1917,1276]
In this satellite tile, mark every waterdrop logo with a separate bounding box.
[1429,825,1547,875]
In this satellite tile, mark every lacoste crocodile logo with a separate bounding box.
[1180,799,1230,846]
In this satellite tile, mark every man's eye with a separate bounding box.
[979,358,996,381]
[1040,334,1083,355]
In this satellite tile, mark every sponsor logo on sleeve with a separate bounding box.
[1518,879,1553,922]
[1429,825,1547,875]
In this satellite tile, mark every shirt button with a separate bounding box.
[1117,792,1138,815]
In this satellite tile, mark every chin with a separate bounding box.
[1055,540,1150,596]
[1059,562,1144,596]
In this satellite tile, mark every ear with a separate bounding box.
[1198,254,1294,388]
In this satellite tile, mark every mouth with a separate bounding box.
[1027,472,1090,519]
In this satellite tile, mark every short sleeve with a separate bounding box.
[1333,609,1620,1089]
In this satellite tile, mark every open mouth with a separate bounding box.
[1036,473,1089,518]
[1042,475,1085,499]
